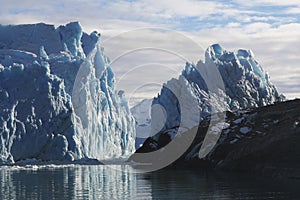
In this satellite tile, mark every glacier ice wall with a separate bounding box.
[0,22,135,164]
[151,44,284,134]
[72,45,135,159]
[0,61,82,163]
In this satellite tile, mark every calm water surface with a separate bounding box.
[0,165,299,199]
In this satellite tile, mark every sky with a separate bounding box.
[0,0,299,106]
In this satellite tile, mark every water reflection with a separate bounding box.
[145,169,299,199]
[0,165,299,199]
[0,165,140,200]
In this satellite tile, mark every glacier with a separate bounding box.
[150,43,284,136]
[0,22,135,164]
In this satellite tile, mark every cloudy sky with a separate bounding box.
[1,0,299,105]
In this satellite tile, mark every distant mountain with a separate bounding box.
[0,22,135,164]
[130,98,153,149]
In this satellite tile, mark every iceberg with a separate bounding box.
[0,22,135,164]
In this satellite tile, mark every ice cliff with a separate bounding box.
[151,44,284,134]
[0,22,135,164]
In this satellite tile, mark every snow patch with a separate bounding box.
[230,138,239,144]
[240,127,251,134]
[233,117,244,124]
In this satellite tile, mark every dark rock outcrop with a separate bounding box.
[129,99,300,179]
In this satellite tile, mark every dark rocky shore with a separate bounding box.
[129,99,300,180]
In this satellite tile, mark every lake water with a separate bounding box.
[0,165,299,199]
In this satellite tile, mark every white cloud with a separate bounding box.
[285,6,300,14]
[0,0,253,32]
[101,28,206,104]
[100,22,300,102]
[184,23,300,99]
[243,22,272,33]
[0,0,299,101]
[226,22,241,28]
[234,0,300,7]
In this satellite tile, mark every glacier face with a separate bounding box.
[151,44,284,134]
[0,22,135,164]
